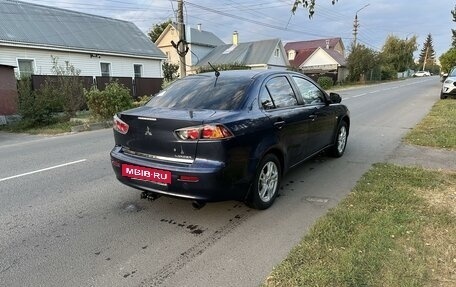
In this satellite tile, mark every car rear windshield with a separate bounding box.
[146,75,252,110]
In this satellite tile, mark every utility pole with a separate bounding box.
[422,45,429,71]
[177,0,186,78]
[353,14,359,47]
[353,4,369,47]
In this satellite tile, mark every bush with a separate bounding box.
[17,76,59,126]
[317,76,334,90]
[85,82,133,120]
[132,95,151,107]
[16,57,86,128]
[163,62,179,81]
[380,67,397,80]
[51,56,86,117]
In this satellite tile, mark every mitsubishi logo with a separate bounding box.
[145,126,152,136]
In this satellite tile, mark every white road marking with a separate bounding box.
[0,159,87,182]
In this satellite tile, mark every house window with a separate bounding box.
[17,59,34,77]
[288,50,296,61]
[100,62,111,77]
[274,48,279,57]
[134,64,142,78]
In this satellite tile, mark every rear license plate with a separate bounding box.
[122,164,171,184]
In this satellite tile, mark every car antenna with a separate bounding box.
[207,62,220,87]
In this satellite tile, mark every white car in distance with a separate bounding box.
[413,70,431,77]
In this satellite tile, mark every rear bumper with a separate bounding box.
[110,146,250,202]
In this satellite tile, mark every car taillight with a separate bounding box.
[113,115,129,134]
[175,124,233,140]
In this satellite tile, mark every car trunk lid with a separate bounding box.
[117,106,216,162]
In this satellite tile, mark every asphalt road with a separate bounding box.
[0,77,442,287]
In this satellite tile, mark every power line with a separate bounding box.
[185,1,332,38]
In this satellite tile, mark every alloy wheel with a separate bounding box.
[337,125,347,154]
[257,161,279,202]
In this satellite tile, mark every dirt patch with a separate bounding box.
[387,144,456,171]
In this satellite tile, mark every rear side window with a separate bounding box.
[146,75,252,110]
[262,76,297,109]
[292,76,324,105]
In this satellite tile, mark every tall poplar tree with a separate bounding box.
[381,35,417,72]
[452,5,456,47]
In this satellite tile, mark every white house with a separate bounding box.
[0,0,166,78]
[195,33,289,72]
[285,38,347,82]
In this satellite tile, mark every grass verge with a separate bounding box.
[264,163,456,287]
[0,119,72,135]
[0,110,97,135]
[405,100,456,150]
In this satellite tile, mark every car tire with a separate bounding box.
[440,91,447,99]
[329,121,348,158]
[247,154,281,210]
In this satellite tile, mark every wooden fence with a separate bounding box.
[30,75,163,99]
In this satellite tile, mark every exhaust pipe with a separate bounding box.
[191,200,206,209]
[140,191,160,201]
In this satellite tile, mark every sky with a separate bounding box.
[23,0,455,59]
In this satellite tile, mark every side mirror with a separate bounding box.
[329,92,342,104]
[442,73,448,82]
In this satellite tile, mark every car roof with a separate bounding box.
[192,69,301,80]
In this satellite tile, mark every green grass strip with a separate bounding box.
[265,163,456,287]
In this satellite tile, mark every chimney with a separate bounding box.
[197,23,201,31]
[325,39,330,49]
[232,31,239,45]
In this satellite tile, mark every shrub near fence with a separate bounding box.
[96,77,133,97]
[85,82,133,120]
[31,75,94,92]
[28,75,164,99]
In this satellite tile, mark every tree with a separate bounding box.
[418,34,436,70]
[439,48,456,73]
[346,44,379,82]
[452,5,456,47]
[148,19,172,43]
[292,0,337,17]
[380,35,417,73]
[162,62,179,82]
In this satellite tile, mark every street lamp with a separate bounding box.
[353,4,370,47]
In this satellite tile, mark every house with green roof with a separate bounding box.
[194,32,289,72]
[0,0,166,78]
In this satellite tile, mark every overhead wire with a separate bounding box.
[184,1,332,38]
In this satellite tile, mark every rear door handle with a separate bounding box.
[273,120,285,130]
[308,114,317,120]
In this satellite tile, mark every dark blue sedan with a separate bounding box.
[110,70,349,209]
